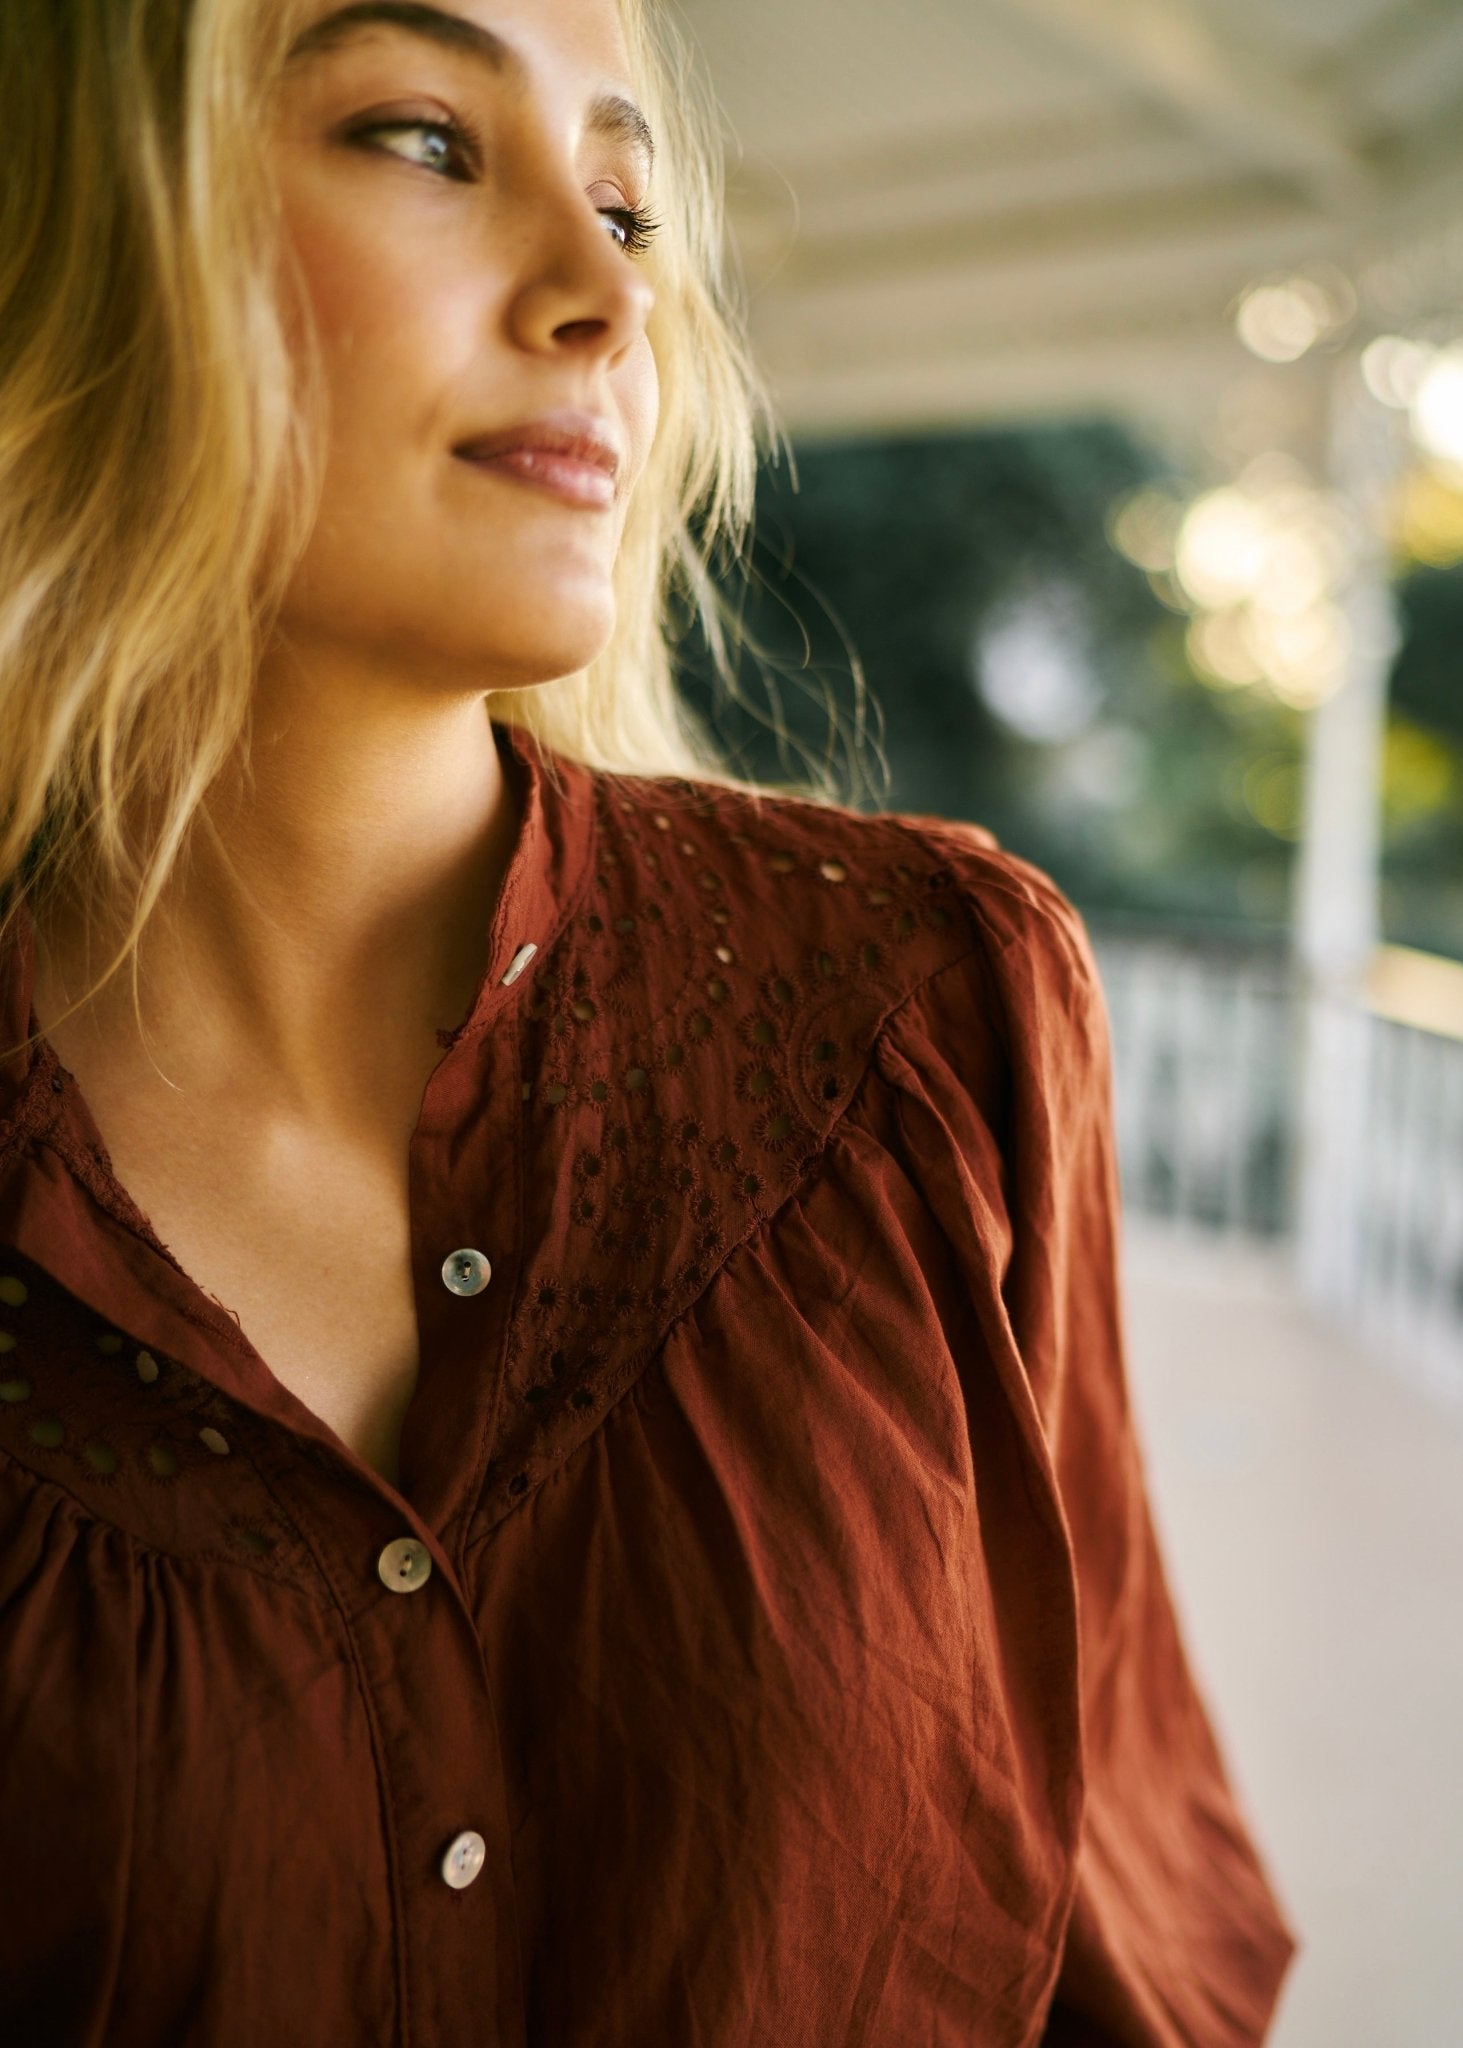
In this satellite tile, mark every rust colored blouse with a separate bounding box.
[0,720,1297,2046]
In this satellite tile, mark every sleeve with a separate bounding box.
[0,1455,138,2047]
[881,820,1300,2047]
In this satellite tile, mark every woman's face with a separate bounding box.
[272,0,660,691]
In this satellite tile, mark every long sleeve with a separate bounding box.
[878,820,1300,2045]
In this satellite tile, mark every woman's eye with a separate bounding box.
[348,121,658,252]
[354,118,475,181]
[600,206,660,258]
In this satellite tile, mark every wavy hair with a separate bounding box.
[0,0,877,1051]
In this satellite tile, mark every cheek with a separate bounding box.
[283,191,483,440]
[289,199,384,363]
[618,335,661,491]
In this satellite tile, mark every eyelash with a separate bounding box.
[349,116,662,256]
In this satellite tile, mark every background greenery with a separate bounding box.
[678,424,1463,959]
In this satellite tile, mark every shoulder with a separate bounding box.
[478,761,1113,1503]
[585,765,1105,1074]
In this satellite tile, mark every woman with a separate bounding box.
[0,0,1297,2041]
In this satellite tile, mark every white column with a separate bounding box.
[1292,356,1404,1306]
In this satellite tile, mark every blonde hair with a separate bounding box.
[0,0,880,1048]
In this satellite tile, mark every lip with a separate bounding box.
[452,410,623,510]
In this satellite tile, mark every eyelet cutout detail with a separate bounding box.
[477,777,978,1520]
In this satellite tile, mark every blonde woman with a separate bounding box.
[0,1,1297,2041]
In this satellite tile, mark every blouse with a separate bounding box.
[0,717,1297,2046]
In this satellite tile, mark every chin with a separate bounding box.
[480,639,610,689]
[469,573,617,678]
[431,604,617,690]
[325,564,614,690]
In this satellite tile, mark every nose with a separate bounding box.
[507,178,656,364]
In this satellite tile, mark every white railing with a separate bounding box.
[1090,931,1463,1410]
[1091,934,1299,1240]
[1342,1008,1463,1407]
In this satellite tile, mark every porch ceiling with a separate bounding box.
[676,0,1463,438]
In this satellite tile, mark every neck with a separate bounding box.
[33,639,523,1108]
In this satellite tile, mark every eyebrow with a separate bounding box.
[287,2,656,170]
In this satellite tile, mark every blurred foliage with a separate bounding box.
[1381,566,1463,957]
[1392,565,1463,743]
[675,423,1463,955]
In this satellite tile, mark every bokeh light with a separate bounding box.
[975,584,1099,743]
[1114,462,1360,711]
[1411,346,1463,468]
[1187,611,1265,690]
[1107,489,1186,574]
[1362,335,1435,410]
[1250,604,1353,709]
[1391,465,1463,568]
[1236,271,1355,364]
[1176,490,1272,608]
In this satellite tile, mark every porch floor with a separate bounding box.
[1120,1223,1463,2048]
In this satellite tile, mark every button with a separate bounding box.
[440,1830,486,1890]
[442,1248,491,1296]
[499,942,538,987]
[377,1537,433,1594]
